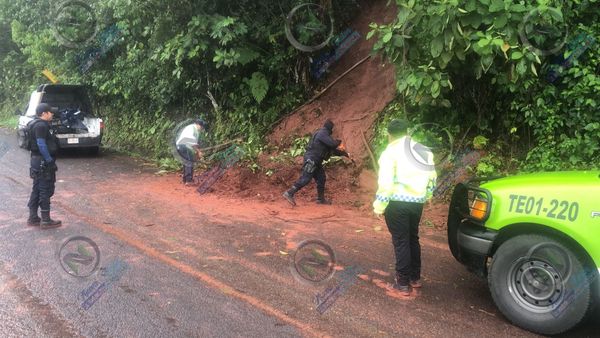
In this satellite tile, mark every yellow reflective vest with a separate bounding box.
[373,136,437,214]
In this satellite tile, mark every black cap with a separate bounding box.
[195,118,208,130]
[36,103,58,116]
[323,119,334,132]
[387,119,409,136]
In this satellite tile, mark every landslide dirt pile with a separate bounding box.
[212,0,397,212]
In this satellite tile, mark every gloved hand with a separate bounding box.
[41,159,57,172]
[49,160,58,172]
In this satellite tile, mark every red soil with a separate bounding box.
[186,0,459,230]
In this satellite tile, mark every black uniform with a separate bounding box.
[285,120,348,203]
[27,119,58,215]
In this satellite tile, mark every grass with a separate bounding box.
[0,114,18,129]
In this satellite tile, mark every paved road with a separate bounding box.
[0,127,597,337]
[0,129,299,337]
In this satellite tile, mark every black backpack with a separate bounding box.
[22,119,43,151]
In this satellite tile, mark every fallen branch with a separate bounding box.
[306,55,371,106]
[198,138,242,154]
[361,128,378,171]
[269,55,372,131]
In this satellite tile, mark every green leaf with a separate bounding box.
[246,72,269,104]
[397,9,410,25]
[477,39,491,48]
[431,81,440,98]
[489,0,505,12]
[383,32,393,43]
[237,48,260,65]
[511,51,523,60]
[516,59,527,75]
[494,15,508,28]
[431,36,444,57]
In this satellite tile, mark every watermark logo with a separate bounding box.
[519,241,598,318]
[285,3,334,52]
[77,24,123,73]
[433,150,483,198]
[0,141,9,160]
[52,0,99,49]
[315,265,362,314]
[290,239,336,285]
[402,123,453,172]
[394,122,485,198]
[547,33,596,83]
[519,6,569,57]
[58,236,100,278]
[196,144,245,195]
[78,258,128,310]
[524,242,573,283]
[311,28,361,80]
[403,137,435,171]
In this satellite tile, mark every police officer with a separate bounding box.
[283,119,348,206]
[27,103,61,229]
[373,119,437,295]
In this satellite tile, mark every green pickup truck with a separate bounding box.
[447,171,600,335]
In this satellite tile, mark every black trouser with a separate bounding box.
[291,159,326,198]
[177,145,195,183]
[384,201,424,285]
[182,164,194,183]
[27,155,56,212]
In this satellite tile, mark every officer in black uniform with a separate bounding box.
[27,103,61,229]
[283,119,348,206]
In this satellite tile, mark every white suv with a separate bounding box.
[17,84,104,153]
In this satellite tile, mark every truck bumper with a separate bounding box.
[447,183,498,277]
[55,134,102,148]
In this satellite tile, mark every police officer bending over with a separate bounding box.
[283,119,349,206]
[27,103,61,229]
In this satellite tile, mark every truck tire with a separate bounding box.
[488,234,592,335]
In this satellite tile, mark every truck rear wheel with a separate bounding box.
[488,234,592,335]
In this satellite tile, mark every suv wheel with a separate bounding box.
[488,234,592,335]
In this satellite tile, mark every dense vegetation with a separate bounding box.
[0,0,359,161]
[1,0,598,172]
[369,0,599,172]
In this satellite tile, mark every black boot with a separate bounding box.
[40,210,62,229]
[316,190,331,205]
[282,187,298,206]
[27,207,41,226]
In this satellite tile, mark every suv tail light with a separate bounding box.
[99,119,105,130]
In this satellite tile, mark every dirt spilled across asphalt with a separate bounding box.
[84,172,533,337]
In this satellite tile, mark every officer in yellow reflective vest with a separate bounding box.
[373,119,437,295]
